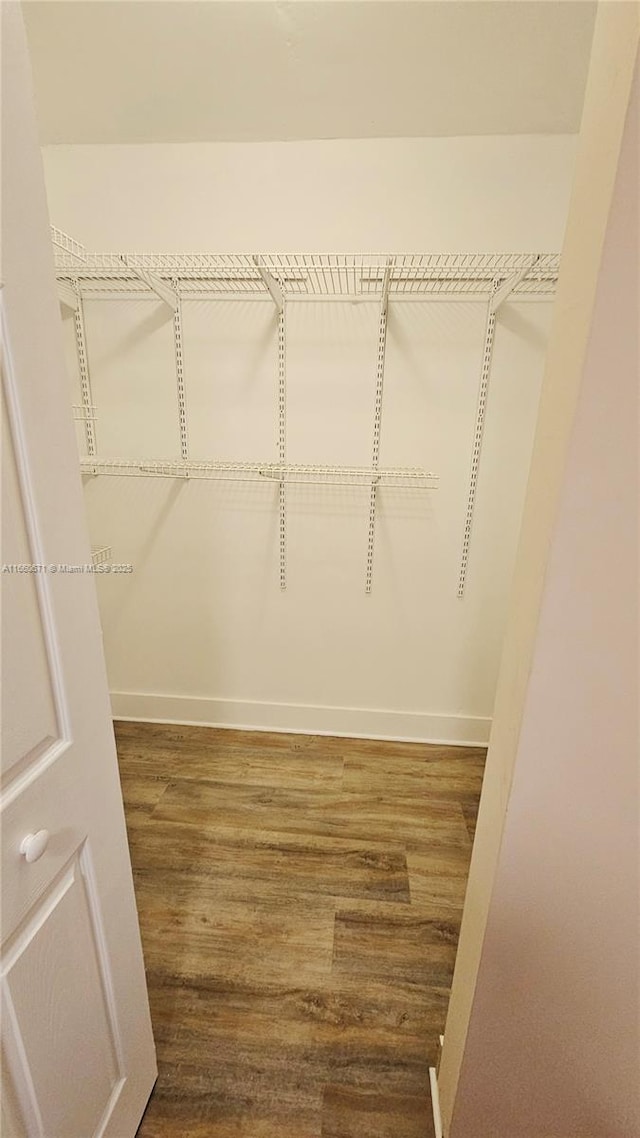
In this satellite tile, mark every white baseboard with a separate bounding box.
[110,691,491,746]
[429,1067,444,1138]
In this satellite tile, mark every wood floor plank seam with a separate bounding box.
[116,721,485,1138]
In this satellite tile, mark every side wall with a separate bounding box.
[43,136,575,741]
[440,9,639,1134]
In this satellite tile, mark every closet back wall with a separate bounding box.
[44,136,576,742]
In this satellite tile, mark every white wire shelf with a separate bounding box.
[53,245,560,300]
[80,458,439,489]
[57,227,556,592]
[91,546,112,566]
[51,226,87,263]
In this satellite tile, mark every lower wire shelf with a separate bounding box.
[80,458,439,490]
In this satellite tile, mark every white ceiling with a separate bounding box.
[24,1,596,145]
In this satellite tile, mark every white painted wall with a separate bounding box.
[25,1,596,144]
[43,137,575,253]
[44,136,576,741]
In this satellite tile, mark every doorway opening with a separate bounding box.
[22,2,597,1133]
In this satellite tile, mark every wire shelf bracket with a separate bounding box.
[253,256,284,312]
[120,256,178,312]
[57,279,79,311]
[489,255,541,315]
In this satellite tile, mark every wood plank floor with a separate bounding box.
[115,722,486,1138]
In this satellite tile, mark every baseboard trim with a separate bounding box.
[109,692,490,746]
[429,1067,444,1138]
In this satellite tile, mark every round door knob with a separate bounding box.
[20,830,50,863]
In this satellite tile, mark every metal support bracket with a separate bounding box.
[457,281,500,597]
[278,306,287,589]
[489,256,541,314]
[57,279,79,311]
[380,260,392,317]
[253,256,284,312]
[457,256,541,595]
[73,285,97,457]
[365,259,393,594]
[120,257,178,311]
[172,280,189,461]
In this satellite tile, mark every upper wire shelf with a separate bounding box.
[53,242,560,300]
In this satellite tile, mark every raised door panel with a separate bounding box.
[1,386,63,789]
[2,850,124,1137]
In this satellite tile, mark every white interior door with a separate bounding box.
[1,6,157,1136]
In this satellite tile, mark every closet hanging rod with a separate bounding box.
[63,288,556,305]
[56,268,559,284]
[54,265,559,287]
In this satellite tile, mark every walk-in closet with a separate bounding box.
[3,2,606,1136]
